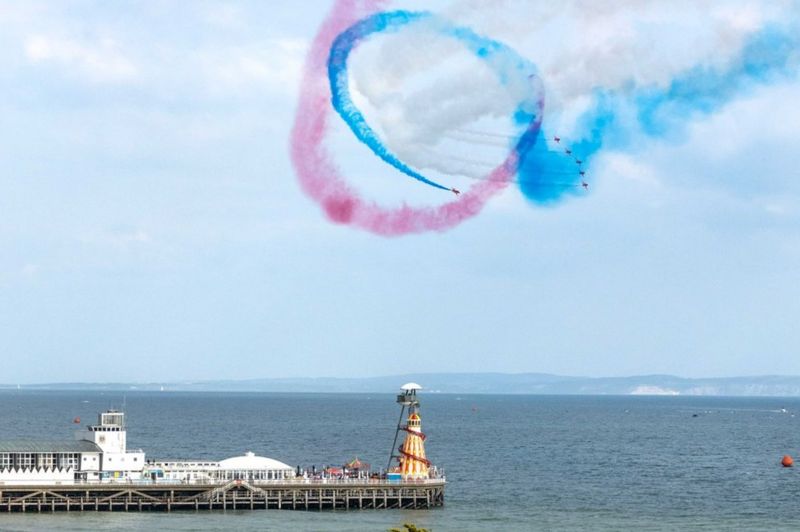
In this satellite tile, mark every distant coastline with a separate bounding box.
[4,372,800,396]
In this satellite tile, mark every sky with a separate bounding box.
[1,0,799,384]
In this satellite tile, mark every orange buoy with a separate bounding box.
[781,455,793,467]
[72,416,81,424]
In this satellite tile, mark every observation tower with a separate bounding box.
[388,383,430,480]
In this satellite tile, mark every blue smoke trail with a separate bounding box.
[517,137,584,204]
[328,11,542,193]
[559,24,800,186]
[329,12,798,206]
[636,26,798,137]
[520,24,799,206]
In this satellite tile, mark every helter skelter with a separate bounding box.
[387,383,432,480]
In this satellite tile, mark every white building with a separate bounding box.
[147,452,295,484]
[0,440,102,486]
[84,410,145,481]
[0,410,143,485]
[217,453,295,481]
[0,410,296,486]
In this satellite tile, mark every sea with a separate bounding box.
[0,391,799,531]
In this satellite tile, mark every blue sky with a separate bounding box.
[1,0,799,383]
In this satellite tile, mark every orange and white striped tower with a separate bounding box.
[398,411,430,479]
[388,383,431,480]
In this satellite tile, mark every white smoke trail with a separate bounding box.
[344,0,798,180]
[443,0,794,113]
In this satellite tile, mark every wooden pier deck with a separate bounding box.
[0,479,445,512]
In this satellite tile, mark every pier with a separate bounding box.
[0,479,445,512]
[0,384,445,512]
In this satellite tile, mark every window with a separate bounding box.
[17,453,34,468]
[0,453,11,468]
[39,453,55,468]
[58,453,80,468]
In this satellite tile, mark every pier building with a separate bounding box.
[0,410,296,487]
[0,410,144,485]
[149,452,295,483]
[86,410,145,482]
[0,440,100,486]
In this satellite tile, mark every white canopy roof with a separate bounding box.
[401,382,422,391]
[218,452,293,471]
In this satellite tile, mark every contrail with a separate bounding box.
[290,2,543,236]
[290,0,800,232]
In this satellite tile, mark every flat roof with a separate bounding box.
[0,440,103,453]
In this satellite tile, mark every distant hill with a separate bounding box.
[5,373,800,396]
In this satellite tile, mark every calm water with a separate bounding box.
[0,391,799,531]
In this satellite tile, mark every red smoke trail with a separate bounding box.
[290,0,527,236]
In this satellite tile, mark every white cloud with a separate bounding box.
[195,38,308,95]
[78,228,152,248]
[200,3,247,29]
[24,33,138,83]
[21,263,40,277]
[443,0,790,112]
[762,198,798,217]
[602,153,662,188]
